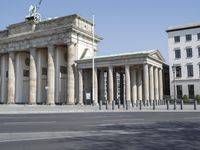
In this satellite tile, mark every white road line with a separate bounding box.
[0,130,137,143]
[184,117,200,120]
[3,121,57,125]
[102,118,145,122]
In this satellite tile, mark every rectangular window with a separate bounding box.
[186,48,193,58]
[176,66,182,78]
[60,66,67,74]
[23,70,29,77]
[187,64,193,77]
[175,49,181,59]
[197,33,200,40]
[42,67,47,75]
[174,36,180,43]
[188,85,194,99]
[186,34,192,41]
[198,47,200,57]
[177,85,183,99]
[199,64,200,77]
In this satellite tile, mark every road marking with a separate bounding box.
[3,121,57,125]
[87,121,155,127]
[184,117,200,120]
[0,130,139,143]
[102,118,145,122]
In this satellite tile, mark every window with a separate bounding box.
[177,85,183,99]
[188,85,194,99]
[175,49,181,59]
[60,66,67,74]
[186,34,192,41]
[197,33,200,40]
[42,68,47,75]
[174,36,180,43]
[23,70,29,77]
[176,66,182,78]
[187,64,193,77]
[198,47,200,57]
[199,64,200,77]
[186,48,193,58]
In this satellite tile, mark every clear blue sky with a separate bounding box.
[1,0,200,63]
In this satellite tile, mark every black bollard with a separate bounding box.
[125,100,129,110]
[118,99,120,109]
[99,100,102,110]
[180,100,183,110]
[105,100,108,110]
[139,100,142,110]
[136,100,139,107]
[174,99,177,110]
[153,100,155,110]
[131,100,134,108]
[167,100,169,110]
[112,100,115,110]
[194,100,197,110]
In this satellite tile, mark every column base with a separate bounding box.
[66,102,75,105]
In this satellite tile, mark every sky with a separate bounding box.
[1,0,200,63]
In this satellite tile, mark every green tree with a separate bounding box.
[183,95,189,104]
[195,95,200,103]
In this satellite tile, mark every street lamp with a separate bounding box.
[172,64,176,109]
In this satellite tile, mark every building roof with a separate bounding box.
[166,22,200,32]
[78,49,165,63]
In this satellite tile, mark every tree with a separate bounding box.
[183,95,189,104]
[195,95,200,103]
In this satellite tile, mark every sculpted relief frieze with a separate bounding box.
[0,32,71,52]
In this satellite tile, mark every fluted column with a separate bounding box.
[0,55,7,103]
[78,69,83,105]
[29,49,37,104]
[47,45,55,105]
[93,67,98,105]
[125,65,131,101]
[108,66,113,103]
[143,63,149,102]
[67,43,75,105]
[131,68,137,104]
[158,68,163,100]
[7,52,15,104]
[154,67,159,101]
[137,69,142,101]
[149,65,154,101]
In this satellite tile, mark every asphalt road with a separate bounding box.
[0,112,200,150]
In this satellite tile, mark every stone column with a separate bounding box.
[99,69,105,101]
[158,68,163,100]
[0,55,7,103]
[154,67,159,101]
[137,69,142,101]
[149,65,154,101]
[67,43,75,105]
[7,52,15,104]
[93,67,98,105]
[143,63,149,102]
[78,69,83,105]
[47,45,55,105]
[36,50,42,103]
[131,68,137,104]
[108,66,113,103]
[125,65,131,101]
[29,49,37,104]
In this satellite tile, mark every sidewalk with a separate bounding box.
[0,104,199,114]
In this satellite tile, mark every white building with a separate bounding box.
[167,23,200,99]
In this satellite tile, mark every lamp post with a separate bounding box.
[172,64,176,109]
[92,15,95,105]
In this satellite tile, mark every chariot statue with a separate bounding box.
[26,0,43,22]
